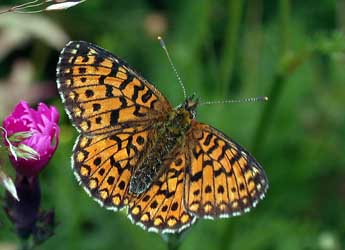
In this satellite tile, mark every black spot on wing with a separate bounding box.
[110,110,119,125]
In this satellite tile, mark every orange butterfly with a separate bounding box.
[56,41,268,233]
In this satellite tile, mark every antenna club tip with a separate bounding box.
[263,96,269,101]
[158,36,167,49]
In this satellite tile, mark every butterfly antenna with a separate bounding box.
[158,36,187,99]
[199,96,268,106]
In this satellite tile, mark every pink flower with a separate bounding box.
[3,101,60,176]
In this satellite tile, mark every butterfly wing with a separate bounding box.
[128,150,196,233]
[184,121,268,218]
[73,125,155,210]
[57,41,172,135]
[57,41,173,210]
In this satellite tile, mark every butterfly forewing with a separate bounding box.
[184,122,268,218]
[56,41,172,135]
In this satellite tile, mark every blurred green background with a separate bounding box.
[0,0,344,249]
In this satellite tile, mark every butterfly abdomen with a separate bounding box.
[129,108,192,195]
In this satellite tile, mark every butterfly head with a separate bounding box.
[176,94,198,119]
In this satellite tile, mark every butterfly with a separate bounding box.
[56,41,268,234]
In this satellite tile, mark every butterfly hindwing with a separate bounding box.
[57,41,172,135]
[128,150,196,233]
[73,125,153,210]
[184,122,268,218]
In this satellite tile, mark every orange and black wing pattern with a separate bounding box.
[72,125,153,210]
[56,41,172,211]
[128,150,196,233]
[184,121,268,218]
[56,41,172,135]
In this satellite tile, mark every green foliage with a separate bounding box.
[0,0,344,249]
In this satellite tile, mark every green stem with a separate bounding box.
[161,233,181,250]
[219,222,233,250]
[20,238,31,250]
[219,0,244,95]
[166,234,181,250]
[252,72,285,154]
[221,1,291,248]
[252,0,290,154]
[279,0,290,53]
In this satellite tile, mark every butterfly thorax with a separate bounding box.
[129,96,198,195]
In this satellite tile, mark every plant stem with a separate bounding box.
[162,233,182,250]
[219,0,244,95]
[167,234,180,250]
[222,0,291,248]
[20,238,30,250]
[252,0,290,154]
[252,72,285,154]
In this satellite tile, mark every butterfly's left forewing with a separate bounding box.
[57,41,172,135]
[184,122,268,218]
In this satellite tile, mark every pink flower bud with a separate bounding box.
[2,101,60,176]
